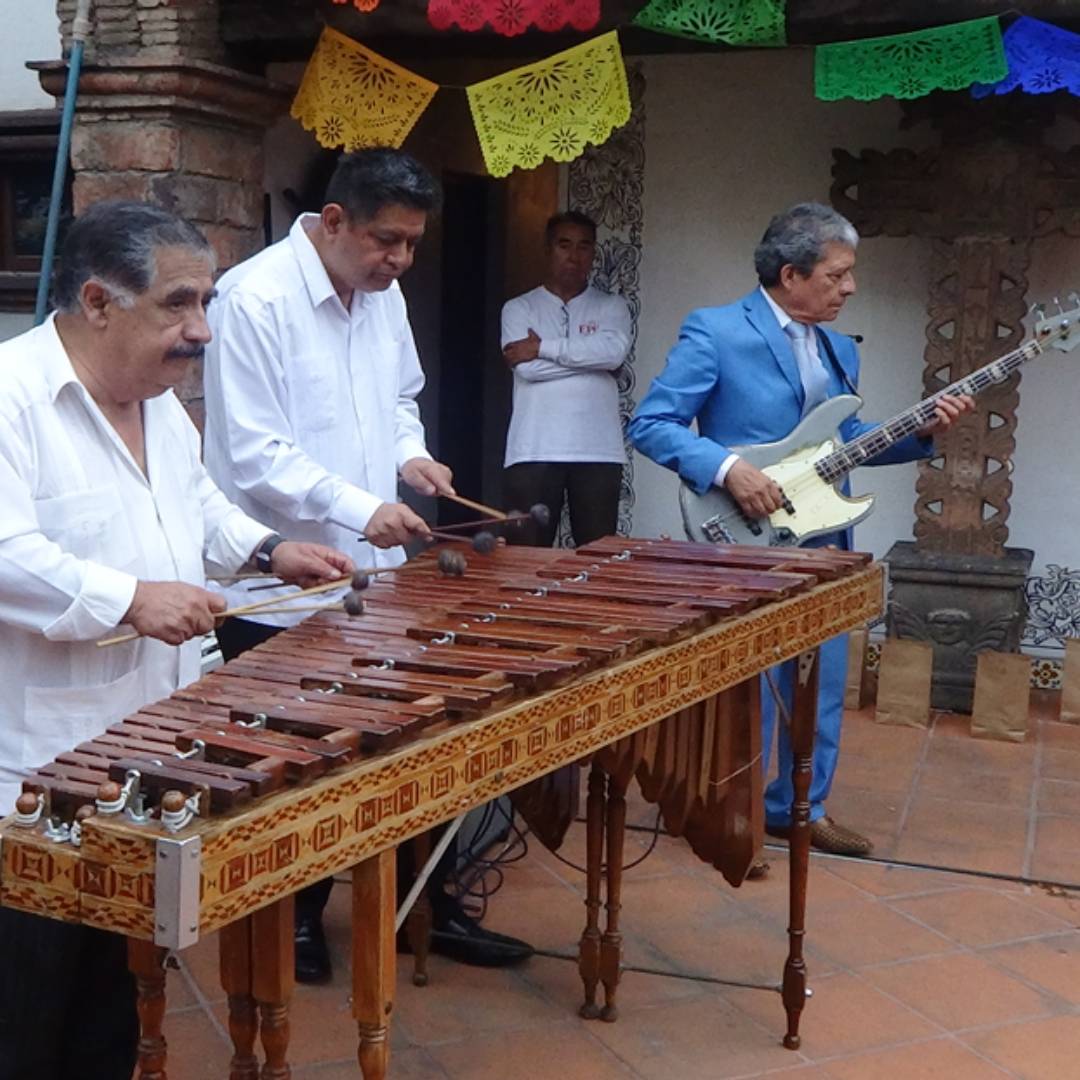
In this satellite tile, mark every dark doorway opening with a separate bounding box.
[436,172,509,526]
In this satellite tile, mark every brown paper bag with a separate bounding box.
[875,638,933,728]
[844,627,871,710]
[971,651,1030,742]
[1061,639,1080,725]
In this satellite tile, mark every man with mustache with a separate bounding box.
[203,148,533,983]
[0,200,352,1080]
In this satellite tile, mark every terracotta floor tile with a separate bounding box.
[893,797,1028,877]
[481,879,594,954]
[586,992,805,1079]
[825,747,920,799]
[724,972,938,1058]
[291,1047,450,1078]
[839,710,926,759]
[818,1038,1013,1078]
[930,711,973,739]
[1037,779,1080,816]
[921,732,1036,779]
[965,1013,1080,1079]
[519,951,710,1017]
[890,887,1073,947]
[1028,845,1080,888]
[425,1020,637,1079]
[1039,746,1080,782]
[917,757,1035,808]
[988,933,1080,1005]
[153,1006,233,1079]
[1034,813,1080,854]
[818,859,972,899]
[863,952,1055,1031]
[795,896,953,970]
[1040,720,1080,752]
[177,931,226,1005]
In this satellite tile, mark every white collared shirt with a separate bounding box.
[203,214,432,622]
[501,285,630,466]
[0,316,270,810]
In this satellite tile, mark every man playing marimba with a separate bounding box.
[202,147,534,982]
[0,201,352,1080]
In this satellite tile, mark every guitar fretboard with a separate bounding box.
[814,336,1046,485]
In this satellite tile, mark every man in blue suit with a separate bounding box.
[629,203,970,859]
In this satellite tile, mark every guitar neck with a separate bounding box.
[816,335,1045,484]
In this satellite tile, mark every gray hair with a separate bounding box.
[53,201,214,313]
[753,203,858,286]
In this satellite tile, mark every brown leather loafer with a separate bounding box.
[765,816,873,857]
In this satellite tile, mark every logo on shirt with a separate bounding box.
[578,321,599,335]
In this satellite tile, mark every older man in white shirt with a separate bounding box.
[203,148,533,983]
[501,210,631,547]
[0,200,351,1080]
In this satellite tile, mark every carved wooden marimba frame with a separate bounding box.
[0,539,882,1078]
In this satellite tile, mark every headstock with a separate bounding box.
[1034,294,1080,352]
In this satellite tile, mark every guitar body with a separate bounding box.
[679,395,875,546]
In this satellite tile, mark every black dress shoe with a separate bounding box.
[294,914,332,984]
[429,900,534,968]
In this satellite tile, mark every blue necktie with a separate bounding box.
[785,321,829,417]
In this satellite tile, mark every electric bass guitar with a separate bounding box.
[680,302,1080,547]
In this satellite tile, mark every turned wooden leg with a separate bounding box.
[782,648,819,1051]
[354,850,396,1080]
[219,918,260,1080]
[578,763,606,1020]
[600,772,627,1023]
[250,896,294,1080]
[128,938,168,1080]
[406,831,433,987]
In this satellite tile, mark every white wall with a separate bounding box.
[633,50,1080,584]
[2,7,59,110]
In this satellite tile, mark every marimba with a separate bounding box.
[0,538,882,1078]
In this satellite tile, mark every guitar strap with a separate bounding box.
[814,327,859,396]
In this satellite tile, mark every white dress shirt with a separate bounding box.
[0,317,270,811]
[204,214,433,623]
[714,287,831,488]
[501,285,630,467]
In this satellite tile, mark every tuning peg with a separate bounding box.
[1070,291,1080,307]
[1055,296,1064,313]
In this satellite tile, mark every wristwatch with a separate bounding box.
[252,533,286,573]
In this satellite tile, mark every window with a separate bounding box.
[0,110,70,312]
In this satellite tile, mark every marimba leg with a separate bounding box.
[128,938,168,1080]
[251,896,295,1079]
[782,648,819,1051]
[405,831,433,987]
[578,762,605,1019]
[600,771,627,1022]
[353,850,396,1080]
[219,918,260,1080]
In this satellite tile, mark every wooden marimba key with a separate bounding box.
[1,538,882,1079]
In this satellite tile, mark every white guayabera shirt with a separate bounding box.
[0,316,271,811]
[501,284,631,468]
[203,214,432,624]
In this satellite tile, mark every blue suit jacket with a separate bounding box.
[628,288,931,499]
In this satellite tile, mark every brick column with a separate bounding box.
[33,51,291,423]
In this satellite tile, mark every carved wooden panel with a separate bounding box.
[914,238,1029,556]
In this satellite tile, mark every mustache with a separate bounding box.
[166,344,205,361]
